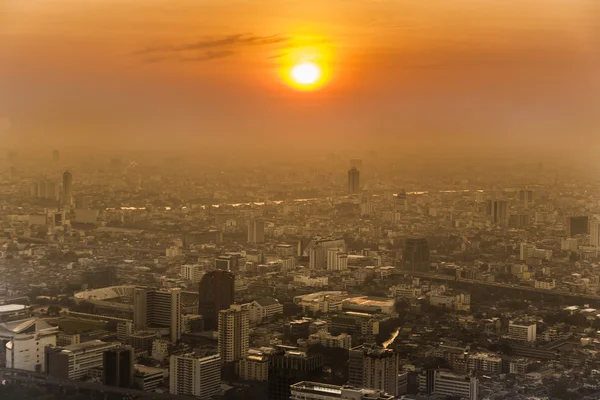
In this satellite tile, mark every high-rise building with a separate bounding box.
[268,349,324,400]
[349,344,399,396]
[62,170,73,206]
[348,167,360,194]
[103,345,134,388]
[198,271,235,331]
[247,219,265,243]
[309,245,327,270]
[217,304,249,363]
[326,248,348,271]
[402,237,430,272]
[169,353,221,398]
[52,149,60,163]
[133,287,182,342]
[395,190,408,211]
[591,219,600,248]
[566,216,589,237]
[519,190,534,207]
[519,243,537,260]
[485,200,509,226]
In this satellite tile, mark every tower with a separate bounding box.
[348,167,360,194]
[402,237,430,272]
[485,199,508,226]
[198,271,235,331]
[217,304,249,363]
[133,288,182,342]
[247,219,265,243]
[169,353,221,398]
[349,344,399,396]
[103,345,134,388]
[62,170,73,206]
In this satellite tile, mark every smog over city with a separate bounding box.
[0,1,599,400]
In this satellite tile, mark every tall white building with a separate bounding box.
[169,353,221,398]
[218,304,249,363]
[591,219,600,248]
[326,248,348,271]
[2,318,58,372]
[508,321,537,342]
[247,219,265,243]
[180,264,204,283]
[134,287,182,342]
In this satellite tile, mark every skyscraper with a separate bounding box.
[348,167,360,194]
[485,200,509,226]
[349,344,399,396]
[590,219,600,248]
[133,287,182,342]
[52,149,60,163]
[247,219,265,243]
[103,345,134,388]
[402,237,430,272]
[169,353,221,398]
[217,304,249,363]
[62,170,73,206]
[198,271,235,331]
[566,216,589,237]
[519,189,533,207]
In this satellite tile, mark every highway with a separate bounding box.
[0,367,189,399]
[401,271,600,303]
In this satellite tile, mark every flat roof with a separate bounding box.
[0,304,27,313]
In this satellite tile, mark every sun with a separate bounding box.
[291,62,321,86]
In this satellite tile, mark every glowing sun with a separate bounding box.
[290,62,321,85]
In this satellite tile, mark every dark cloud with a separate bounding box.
[136,34,287,63]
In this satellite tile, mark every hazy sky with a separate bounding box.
[1,0,599,150]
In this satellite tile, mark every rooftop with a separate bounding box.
[0,304,27,313]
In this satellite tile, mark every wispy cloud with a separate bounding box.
[136,34,287,63]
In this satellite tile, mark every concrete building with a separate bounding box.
[508,321,537,342]
[236,350,269,382]
[349,344,399,396]
[348,167,360,194]
[326,248,348,271]
[169,353,221,398]
[45,340,120,380]
[1,318,58,372]
[468,353,502,375]
[248,219,265,243]
[308,330,352,350]
[103,345,134,388]
[218,304,249,363]
[244,297,284,325]
[134,364,165,391]
[420,370,478,400]
[133,287,182,342]
[180,264,204,283]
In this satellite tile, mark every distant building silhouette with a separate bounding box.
[52,149,60,163]
[103,345,134,388]
[198,270,235,331]
[62,170,72,206]
[485,199,508,226]
[402,237,430,272]
[566,216,589,237]
[348,167,360,194]
[247,219,265,243]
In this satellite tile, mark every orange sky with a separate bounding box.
[1,0,599,149]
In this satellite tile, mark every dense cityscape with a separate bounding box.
[0,151,598,400]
